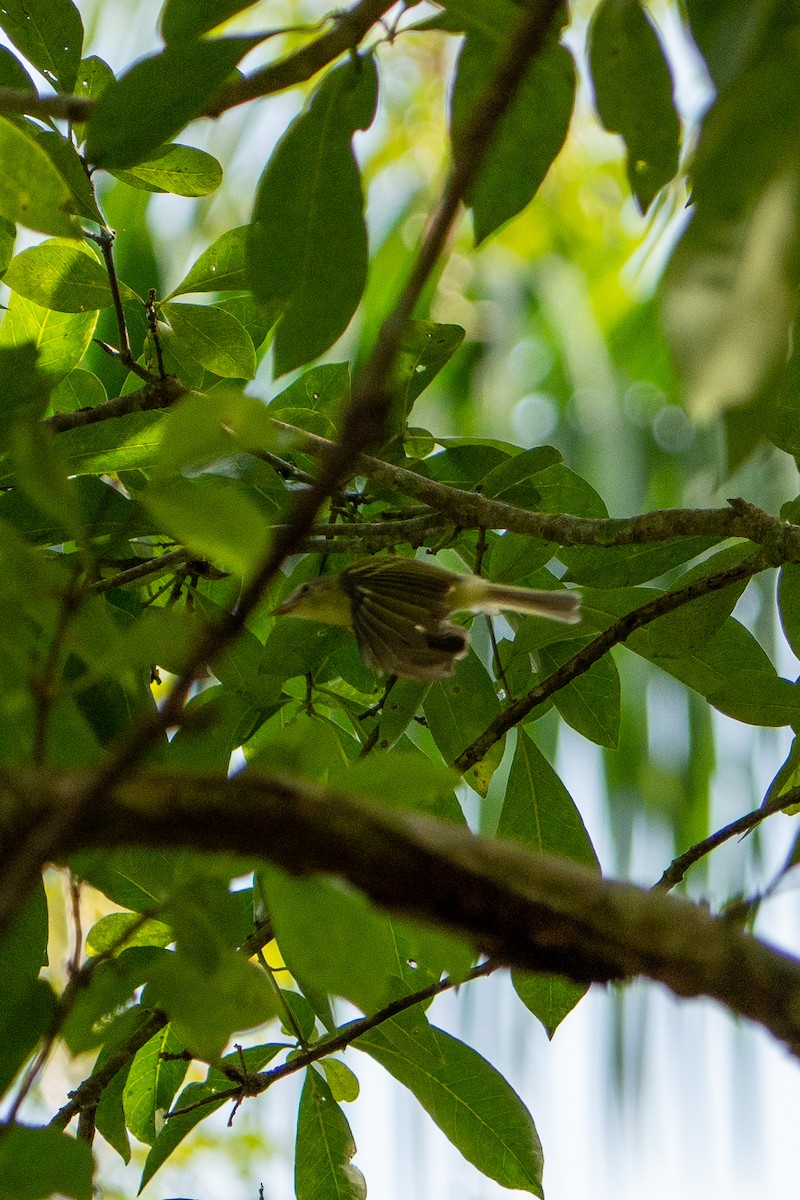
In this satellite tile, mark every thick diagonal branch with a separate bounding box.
[4,767,800,1057]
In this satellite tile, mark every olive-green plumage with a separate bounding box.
[272,557,581,681]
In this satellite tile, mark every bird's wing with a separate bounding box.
[341,560,468,680]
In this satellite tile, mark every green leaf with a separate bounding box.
[143,474,272,580]
[245,713,347,780]
[386,321,465,439]
[499,729,599,867]
[452,35,575,241]
[632,543,754,659]
[247,56,378,375]
[85,36,260,169]
[162,301,256,378]
[261,866,397,1014]
[151,385,277,479]
[525,462,608,517]
[35,410,169,481]
[50,367,107,414]
[707,671,800,727]
[0,343,53,428]
[123,1024,189,1146]
[321,1059,361,1104]
[86,913,173,955]
[487,531,554,584]
[329,751,464,823]
[167,224,249,296]
[215,291,276,348]
[0,295,96,384]
[296,1069,367,1200]
[35,131,105,225]
[110,143,223,196]
[763,735,800,814]
[541,641,621,748]
[691,36,800,222]
[61,947,163,1053]
[0,215,15,276]
[161,0,261,41]
[645,616,776,699]
[435,0,532,39]
[423,442,515,488]
[144,945,277,1061]
[0,44,37,93]
[268,362,350,432]
[662,173,799,423]
[376,678,430,750]
[0,117,82,237]
[512,970,588,1039]
[4,239,112,312]
[588,0,681,211]
[423,649,502,778]
[779,563,800,658]
[357,1019,543,1196]
[0,1126,93,1200]
[8,421,84,542]
[92,1007,151,1162]
[561,536,717,588]
[682,0,774,90]
[0,878,54,1094]
[0,0,83,92]
[71,54,114,144]
[140,1044,284,1189]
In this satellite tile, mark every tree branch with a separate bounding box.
[43,377,186,433]
[4,767,800,1057]
[274,422,800,557]
[208,0,397,115]
[0,86,93,122]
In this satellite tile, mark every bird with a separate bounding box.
[272,556,581,681]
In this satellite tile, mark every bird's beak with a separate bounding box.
[271,598,295,616]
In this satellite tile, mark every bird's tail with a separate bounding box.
[470,581,581,623]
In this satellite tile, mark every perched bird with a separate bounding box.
[272,556,581,681]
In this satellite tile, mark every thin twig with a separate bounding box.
[90,549,190,593]
[49,918,275,1131]
[168,960,498,1119]
[89,227,133,361]
[454,550,771,772]
[654,786,800,891]
[0,86,93,122]
[207,0,397,115]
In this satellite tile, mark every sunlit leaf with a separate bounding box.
[0,117,82,238]
[247,56,378,375]
[4,239,112,312]
[452,34,575,240]
[588,0,680,211]
[358,1019,543,1196]
[295,1070,367,1200]
[162,300,256,378]
[167,225,249,296]
[0,0,83,91]
[110,143,223,196]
